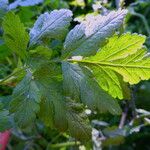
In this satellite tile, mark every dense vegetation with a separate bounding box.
[0,0,150,150]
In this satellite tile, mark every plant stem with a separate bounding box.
[119,101,128,129]
[0,67,27,85]
[48,141,80,149]
[130,86,137,118]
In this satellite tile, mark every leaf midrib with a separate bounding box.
[30,11,68,46]
[64,11,124,58]
[72,60,150,69]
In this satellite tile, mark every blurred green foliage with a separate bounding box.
[0,0,150,150]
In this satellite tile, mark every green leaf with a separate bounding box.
[38,96,54,128]
[66,98,91,141]
[0,110,11,131]
[38,82,67,131]
[34,63,92,140]
[10,71,41,127]
[49,0,69,9]
[102,126,125,146]
[75,33,148,99]
[89,33,145,62]
[28,46,52,69]
[34,64,68,131]
[18,7,35,24]
[117,75,131,100]
[2,12,29,59]
[62,62,122,115]
[62,62,81,101]
[0,102,11,131]
[70,0,85,7]
[63,9,127,58]
[29,46,52,59]
[30,9,73,46]
[0,43,10,61]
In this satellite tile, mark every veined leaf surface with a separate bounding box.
[63,9,127,58]
[2,12,29,59]
[62,62,122,114]
[10,71,41,127]
[30,9,73,46]
[75,33,149,99]
[34,64,91,140]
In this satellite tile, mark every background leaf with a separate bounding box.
[2,12,29,59]
[0,102,12,131]
[0,0,8,23]
[9,0,44,10]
